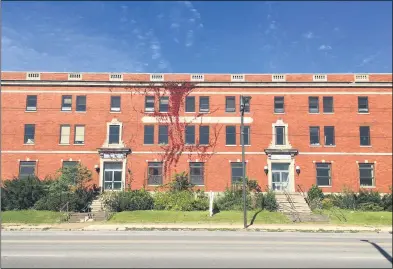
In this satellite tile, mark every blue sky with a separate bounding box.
[2,1,392,73]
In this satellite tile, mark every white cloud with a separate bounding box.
[319,44,332,50]
[170,23,180,29]
[185,30,194,47]
[303,32,314,39]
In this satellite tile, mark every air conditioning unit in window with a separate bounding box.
[26,72,41,80]
[26,139,35,144]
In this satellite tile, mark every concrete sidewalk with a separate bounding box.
[2,222,392,233]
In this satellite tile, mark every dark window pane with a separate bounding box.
[242,126,250,145]
[274,96,284,113]
[199,97,210,112]
[185,126,195,144]
[226,126,236,145]
[316,163,331,186]
[358,97,369,113]
[240,96,251,112]
[226,96,236,112]
[310,126,320,145]
[360,126,370,146]
[190,162,204,185]
[62,95,72,111]
[159,96,169,112]
[62,161,79,168]
[76,96,86,112]
[185,96,195,112]
[109,125,120,144]
[309,97,319,113]
[144,125,154,144]
[111,96,121,112]
[26,95,37,111]
[19,161,36,178]
[275,126,285,145]
[158,125,168,144]
[323,97,333,113]
[324,126,335,146]
[148,162,163,185]
[145,96,155,112]
[359,164,374,186]
[231,162,245,184]
[199,126,209,145]
[24,124,35,144]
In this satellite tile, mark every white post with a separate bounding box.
[209,191,215,217]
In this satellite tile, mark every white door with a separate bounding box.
[271,163,290,191]
[103,162,123,190]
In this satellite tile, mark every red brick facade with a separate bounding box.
[1,72,392,193]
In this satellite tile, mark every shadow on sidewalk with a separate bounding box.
[361,239,392,264]
[246,210,263,228]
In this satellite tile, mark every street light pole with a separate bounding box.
[240,95,251,229]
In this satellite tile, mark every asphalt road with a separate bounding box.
[1,231,392,268]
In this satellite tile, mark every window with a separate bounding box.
[144,125,154,144]
[240,96,251,112]
[360,126,371,146]
[26,95,37,111]
[275,126,285,145]
[76,96,86,112]
[185,126,195,144]
[147,162,163,185]
[242,126,250,145]
[309,126,320,145]
[190,162,204,185]
[24,124,35,144]
[231,162,245,184]
[199,126,210,145]
[358,97,369,113]
[145,96,155,112]
[159,96,169,112]
[359,163,374,187]
[226,126,236,145]
[225,96,236,112]
[74,125,85,144]
[309,97,319,113]
[103,162,123,190]
[324,126,335,146]
[62,161,79,169]
[110,96,121,112]
[274,96,284,113]
[316,163,331,186]
[19,161,36,178]
[59,125,71,144]
[109,125,120,144]
[323,97,334,113]
[185,96,195,112]
[61,95,72,111]
[199,97,210,113]
[158,125,168,144]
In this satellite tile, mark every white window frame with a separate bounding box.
[59,125,71,145]
[102,118,124,148]
[74,125,85,145]
[270,119,291,149]
[359,163,375,187]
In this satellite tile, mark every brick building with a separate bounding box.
[1,72,392,193]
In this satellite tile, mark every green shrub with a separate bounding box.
[307,185,324,202]
[1,187,8,211]
[321,198,334,210]
[358,202,384,212]
[381,188,392,212]
[103,190,154,212]
[333,189,357,210]
[215,189,253,211]
[168,172,194,192]
[357,189,381,206]
[2,176,49,210]
[154,191,208,211]
[252,193,264,209]
[247,179,262,193]
[263,189,278,212]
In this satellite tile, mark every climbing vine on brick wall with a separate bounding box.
[128,81,222,177]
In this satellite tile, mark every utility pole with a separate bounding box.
[240,95,251,229]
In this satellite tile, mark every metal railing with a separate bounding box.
[59,202,70,222]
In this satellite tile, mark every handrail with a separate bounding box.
[60,202,69,213]
[297,184,311,206]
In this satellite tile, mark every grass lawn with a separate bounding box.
[108,210,291,224]
[319,209,392,226]
[1,210,64,224]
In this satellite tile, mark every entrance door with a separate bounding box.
[271,163,290,191]
[103,162,123,190]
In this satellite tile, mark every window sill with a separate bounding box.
[310,144,322,147]
[274,112,285,115]
[358,112,370,115]
[144,111,155,113]
[76,111,87,113]
[238,145,251,147]
[323,145,336,147]
[185,112,196,114]
[360,145,372,147]
[193,185,205,187]
[199,111,210,114]
[360,186,376,189]
[323,112,334,114]
[61,110,72,112]
[25,110,37,113]
[73,143,85,146]
[110,111,121,114]
[23,143,35,146]
[308,112,320,115]
[225,111,236,113]
[158,111,169,113]
[59,144,70,146]
[225,145,237,147]
[143,144,155,146]
[318,185,332,188]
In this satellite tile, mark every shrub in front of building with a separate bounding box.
[102,190,155,212]
[153,190,209,211]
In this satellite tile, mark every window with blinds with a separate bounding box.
[74,125,85,144]
[60,125,71,144]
